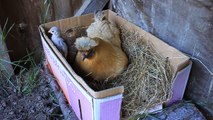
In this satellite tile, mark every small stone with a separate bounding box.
[37,96,42,101]
[1,100,6,107]
[0,104,4,110]
[13,89,17,93]
[13,101,17,105]
[36,102,44,109]
[17,93,23,98]
[139,102,206,120]
[30,109,35,113]
[35,113,47,120]
[42,91,49,98]
[43,107,51,114]
[48,108,54,114]
[44,87,49,91]
[18,109,23,113]
[8,111,14,115]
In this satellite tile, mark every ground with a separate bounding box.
[0,66,64,120]
[134,102,206,120]
[0,64,206,120]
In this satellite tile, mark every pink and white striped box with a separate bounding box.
[39,10,192,120]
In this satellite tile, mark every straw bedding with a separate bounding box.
[64,26,173,118]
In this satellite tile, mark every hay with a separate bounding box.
[65,26,173,118]
[112,27,173,118]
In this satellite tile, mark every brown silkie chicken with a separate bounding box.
[75,37,128,81]
[86,11,121,48]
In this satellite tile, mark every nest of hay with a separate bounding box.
[64,26,173,118]
[113,27,173,117]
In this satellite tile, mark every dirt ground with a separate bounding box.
[0,67,64,120]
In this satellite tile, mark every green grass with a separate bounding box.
[21,67,40,94]
[17,50,40,94]
[40,0,51,24]
[49,92,59,104]
[0,18,15,43]
[0,19,16,96]
[0,49,41,96]
[0,18,42,97]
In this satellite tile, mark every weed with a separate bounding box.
[0,18,15,79]
[40,0,52,24]
[0,19,16,96]
[0,18,15,43]
[19,50,40,94]
[21,66,40,94]
[0,49,41,96]
[49,92,59,105]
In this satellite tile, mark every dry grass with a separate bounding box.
[112,27,173,118]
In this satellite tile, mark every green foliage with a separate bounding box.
[18,50,40,94]
[0,50,41,96]
[0,18,15,81]
[49,92,59,104]
[0,18,15,43]
[0,19,16,96]
[21,66,40,94]
[40,0,52,24]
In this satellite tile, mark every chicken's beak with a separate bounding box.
[48,30,52,34]
[82,53,86,61]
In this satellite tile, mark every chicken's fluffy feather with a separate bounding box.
[49,26,68,58]
[75,37,128,81]
[86,11,121,48]
[75,37,98,51]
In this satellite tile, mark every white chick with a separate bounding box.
[48,26,68,58]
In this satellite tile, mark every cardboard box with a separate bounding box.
[39,10,192,120]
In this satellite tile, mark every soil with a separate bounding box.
[0,68,64,120]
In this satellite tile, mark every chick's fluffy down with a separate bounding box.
[75,37,128,81]
[86,11,121,48]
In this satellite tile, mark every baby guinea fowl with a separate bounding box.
[48,26,68,58]
[75,37,128,81]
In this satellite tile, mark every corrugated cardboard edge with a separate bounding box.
[93,94,123,120]
[39,10,190,99]
[165,61,192,106]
